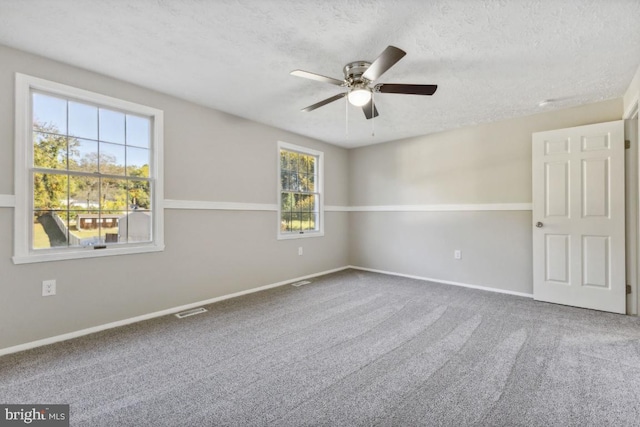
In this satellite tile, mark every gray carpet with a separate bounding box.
[2,269,640,426]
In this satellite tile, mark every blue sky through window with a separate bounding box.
[32,92,151,169]
[33,93,66,133]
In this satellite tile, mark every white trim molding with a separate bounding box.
[325,205,350,212]
[164,200,351,212]
[0,198,533,213]
[0,266,350,356]
[161,202,531,213]
[0,194,15,208]
[349,265,534,298]
[348,203,532,212]
[164,199,277,211]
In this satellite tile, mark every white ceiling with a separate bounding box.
[1,0,639,148]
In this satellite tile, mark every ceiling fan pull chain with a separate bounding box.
[345,95,349,136]
[371,92,375,137]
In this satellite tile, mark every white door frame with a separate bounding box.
[624,97,640,316]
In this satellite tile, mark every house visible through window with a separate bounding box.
[278,141,323,239]
[14,74,164,263]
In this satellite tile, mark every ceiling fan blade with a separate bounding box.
[362,99,379,120]
[291,70,344,86]
[375,84,438,95]
[301,93,346,112]
[362,46,407,82]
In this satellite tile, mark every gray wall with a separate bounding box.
[0,42,629,351]
[0,45,349,350]
[348,100,623,294]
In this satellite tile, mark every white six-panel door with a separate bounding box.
[532,120,625,313]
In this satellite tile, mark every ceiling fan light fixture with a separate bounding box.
[348,87,372,107]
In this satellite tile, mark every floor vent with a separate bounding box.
[291,280,312,287]
[175,307,207,319]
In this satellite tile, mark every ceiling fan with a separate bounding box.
[291,45,438,119]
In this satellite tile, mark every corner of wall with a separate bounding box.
[624,63,640,117]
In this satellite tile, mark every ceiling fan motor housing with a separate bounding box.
[343,61,372,85]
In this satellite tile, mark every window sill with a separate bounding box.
[12,244,165,264]
[277,232,324,241]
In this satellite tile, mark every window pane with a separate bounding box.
[280,170,290,191]
[68,138,98,173]
[33,172,69,210]
[289,152,299,172]
[308,156,315,175]
[293,193,301,212]
[290,171,300,191]
[121,210,152,243]
[299,173,312,192]
[284,151,293,171]
[280,212,292,232]
[126,115,150,148]
[99,142,126,175]
[69,176,100,211]
[33,93,67,134]
[99,211,124,244]
[70,211,103,247]
[309,213,316,231]
[101,178,128,210]
[129,180,151,210]
[99,109,125,144]
[68,101,98,140]
[293,194,306,212]
[294,193,315,213]
[281,192,293,213]
[309,155,315,175]
[33,132,67,170]
[305,194,316,212]
[308,174,315,192]
[309,213,318,231]
[33,211,68,249]
[126,146,150,176]
[291,212,301,232]
[300,211,310,231]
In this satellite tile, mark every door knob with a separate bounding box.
[536,222,543,228]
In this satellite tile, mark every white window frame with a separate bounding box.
[13,73,164,264]
[277,141,324,240]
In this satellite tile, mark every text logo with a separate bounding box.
[1,405,69,427]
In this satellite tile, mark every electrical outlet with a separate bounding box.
[454,250,462,260]
[298,247,303,256]
[42,279,56,296]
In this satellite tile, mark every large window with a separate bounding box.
[13,74,164,263]
[278,141,323,239]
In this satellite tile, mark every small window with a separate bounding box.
[278,142,324,239]
[13,74,164,263]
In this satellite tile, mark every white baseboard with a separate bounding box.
[0,266,350,357]
[348,265,534,298]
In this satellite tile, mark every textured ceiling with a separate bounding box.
[0,0,639,148]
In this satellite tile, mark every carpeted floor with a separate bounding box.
[2,269,640,426]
